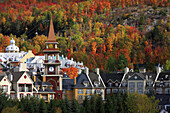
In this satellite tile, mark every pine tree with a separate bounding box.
[65,97,71,113]
[90,95,96,113]
[96,96,105,113]
[71,98,80,113]
[60,99,67,113]
[83,96,91,113]
[39,99,47,113]
[30,97,40,113]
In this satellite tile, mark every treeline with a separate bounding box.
[0,93,159,113]
[0,0,169,72]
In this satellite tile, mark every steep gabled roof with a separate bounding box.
[11,72,25,82]
[0,75,4,81]
[158,72,170,80]
[74,73,92,88]
[128,73,144,80]
[88,72,105,88]
[62,79,74,90]
[101,72,124,84]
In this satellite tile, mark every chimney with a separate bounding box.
[156,67,161,74]
[146,75,148,80]
[71,58,73,61]
[95,68,100,75]
[78,69,82,74]
[85,67,89,76]
[74,77,76,85]
[28,50,32,53]
[125,67,129,74]
[9,74,13,81]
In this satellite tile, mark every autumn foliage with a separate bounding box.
[0,0,169,72]
[62,66,78,79]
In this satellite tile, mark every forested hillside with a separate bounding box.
[0,0,169,72]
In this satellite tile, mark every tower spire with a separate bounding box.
[46,17,56,42]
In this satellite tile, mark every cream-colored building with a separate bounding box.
[9,71,34,100]
[0,73,12,95]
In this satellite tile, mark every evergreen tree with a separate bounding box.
[39,99,47,113]
[48,99,60,113]
[71,98,80,113]
[117,93,125,113]
[90,95,96,113]
[60,99,67,113]
[79,106,86,113]
[83,96,91,113]
[96,96,105,113]
[30,97,40,113]
[65,97,71,113]
[105,95,115,113]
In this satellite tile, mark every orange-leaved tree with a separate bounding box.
[62,66,78,79]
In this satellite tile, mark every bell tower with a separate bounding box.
[43,17,62,99]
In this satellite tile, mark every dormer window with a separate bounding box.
[83,81,89,87]
[122,82,127,87]
[108,82,112,87]
[115,83,119,87]
[43,86,46,91]
[165,82,169,87]
[147,82,152,86]
[165,75,168,79]
[94,81,99,87]
[156,82,159,87]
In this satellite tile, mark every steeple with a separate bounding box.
[46,17,56,42]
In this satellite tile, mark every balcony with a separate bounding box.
[19,84,32,92]
[44,60,60,64]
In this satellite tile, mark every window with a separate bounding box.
[121,89,126,93]
[78,95,83,100]
[26,85,32,92]
[156,88,162,94]
[95,89,101,94]
[10,94,15,99]
[165,88,170,94]
[19,84,24,92]
[83,81,89,87]
[137,82,143,88]
[122,82,127,87]
[94,81,99,87]
[27,94,31,99]
[42,94,47,100]
[43,86,46,91]
[2,85,8,92]
[147,82,152,86]
[129,89,135,93]
[50,94,53,100]
[86,89,91,94]
[115,83,119,87]
[112,89,118,93]
[137,89,143,94]
[156,82,159,87]
[108,82,112,87]
[20,94,24,99]
[37,94,40,99]
[165,82,169,87]
[78,89,83,94]
[106,89,111,94]
[129,82,135,88]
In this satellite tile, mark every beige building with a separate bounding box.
[0,73,12,95]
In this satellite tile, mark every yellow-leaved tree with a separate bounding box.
[126,92,159,113]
